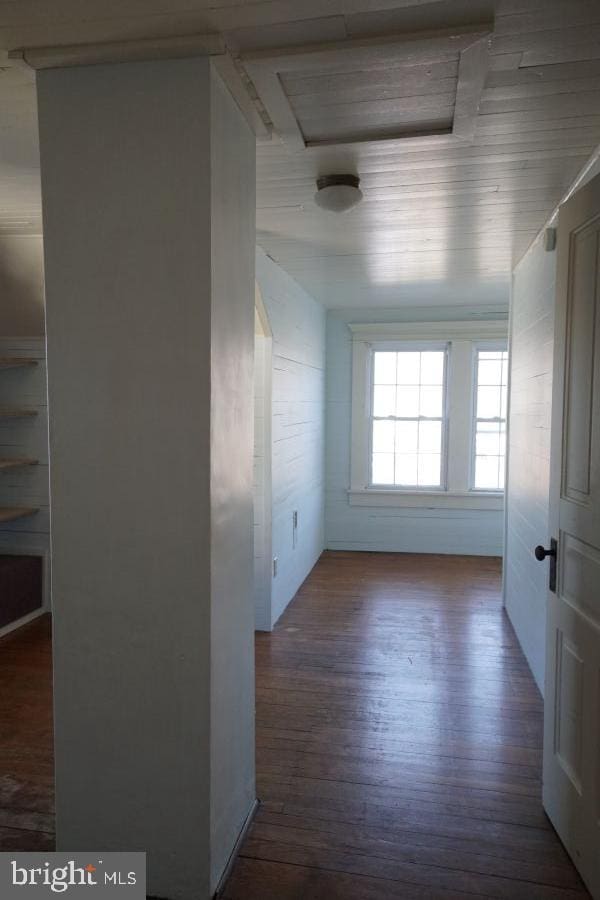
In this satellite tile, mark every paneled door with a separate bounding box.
[541,173,600,898]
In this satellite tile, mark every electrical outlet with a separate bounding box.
[292,510,298,548]
[272,557,278,578]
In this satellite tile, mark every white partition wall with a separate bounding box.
[255,249,326,627]
[504,236,556,693]
[37,57,255,900]
[253,292,273,632]
[208,70,256,891]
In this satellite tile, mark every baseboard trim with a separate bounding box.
[0,606,46,640]
[213,798,260,899]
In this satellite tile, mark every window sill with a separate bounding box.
[347,489,504,510]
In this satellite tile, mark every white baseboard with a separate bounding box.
[213,799,260,899]
[0,606,46,639]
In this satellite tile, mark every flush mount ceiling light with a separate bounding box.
[314,174,363,213]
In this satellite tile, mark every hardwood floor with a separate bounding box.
[0,614,53,850]
[0,555,589,898]
[223,551,589,900]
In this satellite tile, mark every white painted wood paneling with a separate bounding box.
[37,57,255,900]
[3,0,600,309]
[326,305,508,555]
[253,331,272,631]
[244,26,490,148]
[504,232,556,693]
[0,236,45,334]
[256,247,325,626]
[248,2,600,307]
[208,67,256,894]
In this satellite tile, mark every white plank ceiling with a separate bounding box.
[1,0,600,307]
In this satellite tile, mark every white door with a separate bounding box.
[541,172,600,898]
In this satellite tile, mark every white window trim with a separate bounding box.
[470,341,509,493]
[368,340,449,491]
[347,489,503,510]
[349,320,508,510]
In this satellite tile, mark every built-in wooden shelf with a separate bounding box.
[0,458,38,471]
[0,507,38,524]
[0,349,43,530]
[0,408,38,419]
[0,347,43,533]
[0,357,38,370]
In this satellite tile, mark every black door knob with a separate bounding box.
[535,544,556,561]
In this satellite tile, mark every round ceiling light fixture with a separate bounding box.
[314,174,363,213]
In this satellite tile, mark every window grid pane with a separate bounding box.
[372,349,445,488]
[473,350,508,491]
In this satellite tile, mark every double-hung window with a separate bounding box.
[349,321,508,510]
[371,347,447,488]
[472,348,508,491]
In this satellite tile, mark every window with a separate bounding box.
[473,349,508,491]
[371,349,446,488]
[349,321,508,510]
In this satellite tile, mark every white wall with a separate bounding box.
[256,248,325,626]
[0,235,45,337]
[326,306,509,556]
[253,331,266,626]
[504,237,556,693]
[38,57,255,900]
[209,69,256,891]
[253,326,272,631]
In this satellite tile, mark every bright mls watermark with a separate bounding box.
[0,854,146,898]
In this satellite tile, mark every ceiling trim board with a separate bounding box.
[242,24,492,72]
[520,43,600,69]
[304,126,454,150]
[8,32,225,70]
[348,320,508,341]
[8,37,272,140]
[242,23,492,150]
[452,36,490,141]
[212,54,272,139]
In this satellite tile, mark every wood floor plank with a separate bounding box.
[254,805,579,875]
[222,856,491,900]
[225,551,590,899]
[238,836,586,900]
[0,556,589,899]
[0,615,54,850]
